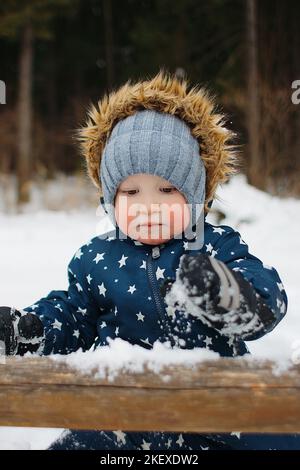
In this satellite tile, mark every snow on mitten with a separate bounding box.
[162,253,275,340]
[0,306,45,356]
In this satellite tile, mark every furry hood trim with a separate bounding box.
[77,71,240,214]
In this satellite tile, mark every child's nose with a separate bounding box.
[139,198,161,215]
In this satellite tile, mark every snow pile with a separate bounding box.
[51,337,220,382]
[0,428,64,451]
[50,336,294,385]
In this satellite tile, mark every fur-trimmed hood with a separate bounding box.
[77,71,239,213]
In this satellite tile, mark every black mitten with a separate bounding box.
[162,253,276,340]
[0,306,45,356]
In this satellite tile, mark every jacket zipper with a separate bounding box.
[146,245,175,346]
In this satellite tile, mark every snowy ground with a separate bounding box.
[0,174,299,449]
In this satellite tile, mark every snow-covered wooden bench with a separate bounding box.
[0,356,299,432]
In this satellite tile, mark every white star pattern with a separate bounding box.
[128,284,137,294]
[183,241,189,250]
[165,438,172,449]
[74,248,83,260]
[231,431,241,439]
[156,266,165,280]
[141,439,151,450]
[140,260,147,269]
[86,274,92,284]
[52,319,62,331]
[115,326,119,336]
[77,307,87,316]
[93,252,105,264]
[176,434,184,447]
[205,243,213,252]
[98,282,107,297]
[277,282,284,291]
[73,329,80,338]
[212,227,226,235]
[118,254,128,268]
[113,430,127,445]
[136,311,145,322]
[211,249,218,257]
[204,336,212,348]
[100,321,107,329]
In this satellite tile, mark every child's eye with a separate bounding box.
[121,189,138,195]
[160,187,177,193]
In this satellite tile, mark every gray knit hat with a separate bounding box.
[100,109,206,229]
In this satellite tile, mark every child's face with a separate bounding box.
[114,174,190,245]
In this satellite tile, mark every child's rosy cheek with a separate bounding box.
[168,210,176,231]
[126,213,136,230]
[169,204,190,233]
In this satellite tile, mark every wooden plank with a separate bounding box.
[0,356,299,432]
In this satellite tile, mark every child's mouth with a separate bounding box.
[139,223,163,227]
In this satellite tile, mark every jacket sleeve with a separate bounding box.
[213,226,288,341]
[22,250,100,355]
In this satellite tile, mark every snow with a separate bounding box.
[0,174,299,448]
[51,337,220,382]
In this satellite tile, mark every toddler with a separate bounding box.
[0,72,298,450]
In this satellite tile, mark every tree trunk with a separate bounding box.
[173,4,187,75]
[103,0,115,90]
[17,22,33,204]
[246,0,263,188]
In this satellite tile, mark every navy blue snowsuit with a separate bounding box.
[22,219,299,450]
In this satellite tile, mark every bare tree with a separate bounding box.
[246,0,262,188]
[17,22,33,204]
[103,0,115,90]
